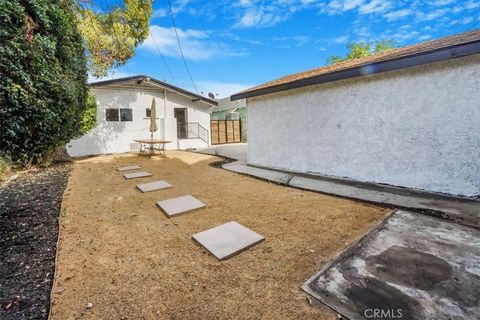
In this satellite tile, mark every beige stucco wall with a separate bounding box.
[247,54,480,197]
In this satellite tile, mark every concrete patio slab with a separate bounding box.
[222,161,480,229]
[156,195,205,217]
[123,171,152,179]
[303,209,480,320]
[136,180,172,193]
[192,221,265,260]
[117,165,141,171]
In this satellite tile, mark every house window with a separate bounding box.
[146,108,151,118]
[106,108,133,122]
[120,108,133,121]
[106,108,119,122]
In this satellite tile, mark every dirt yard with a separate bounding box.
[50,151,388,320]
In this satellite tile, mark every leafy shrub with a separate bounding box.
[80,93,97,135]
[0,0,88,166]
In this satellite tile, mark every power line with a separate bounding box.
[105,0,176,83]
[465,15,480,32]
[468,22,480,32]
[441,9,477,37]
[166,0,199,93]
[149,29,176,82]
[140,2,176,82]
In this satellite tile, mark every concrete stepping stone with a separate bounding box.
[117,165,141,171]
[136,180,172,193]
[157,195,205,217]
[192,221,265,260]
[123,171,152,179]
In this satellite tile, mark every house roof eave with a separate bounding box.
[89,75,218,106]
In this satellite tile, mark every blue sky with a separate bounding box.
[92,0,480,97]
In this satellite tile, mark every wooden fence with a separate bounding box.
[210,120,242,145]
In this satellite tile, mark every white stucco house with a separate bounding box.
[231,30,480,198]
[67,75,217,157]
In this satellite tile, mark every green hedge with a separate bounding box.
[80,92,97,135]
[0,0,88,165]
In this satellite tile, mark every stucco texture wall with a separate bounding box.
[247,55,480,197]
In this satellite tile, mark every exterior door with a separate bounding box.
[174,108,188,138]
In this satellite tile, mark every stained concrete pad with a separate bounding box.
[192,221,265,260]
[117,165,141,171]
[136,180,172,193]
[156,195,205,217]
[302,210,480,320]
[123,171,152,179]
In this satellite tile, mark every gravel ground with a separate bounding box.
[0,165,70,320]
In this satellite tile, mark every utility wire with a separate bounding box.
[468,21,480,32]
[441,9,477,37]
[137,0,176,82]
[465,15,480,32]
[166,0,199,93]
[149,30,177,82]
[105,0,176,83]
[141,2,176,82]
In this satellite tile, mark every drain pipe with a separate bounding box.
[163,88,167,117]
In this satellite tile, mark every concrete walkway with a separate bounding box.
[198,144,479,229]
[197,143,247,162]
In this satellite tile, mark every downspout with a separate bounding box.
[164,88,167,116]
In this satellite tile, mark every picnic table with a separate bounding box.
[134,139,171,158]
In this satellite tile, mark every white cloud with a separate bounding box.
[322,0,394,15]
[231,0,317,28]
[245,39,263,45]
[431,0,455,6]
[384,9,412,21]
[358,0,392,14]
[170,0,195,14]
[194,80,255,98]
[233,4,288,28]
[382,27,421,42]
[333,35,350,43]
[140,25,248,60]
[324,0,392,14]
[272,36,311,46]
[152,8,167,18]
[418,34,432,41]
[323,0,364,13]
[460,16,474,24]
[417,8,448,21]
[465,0,480,9]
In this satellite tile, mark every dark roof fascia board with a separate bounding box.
[231,40,480,101]
[90,75,218,106]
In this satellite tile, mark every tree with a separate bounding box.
[78,0,153,77]
[0,0,88,165]
[80,93,97,135]
[327,40,396,65]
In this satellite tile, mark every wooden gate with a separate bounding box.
[211,120,241,145]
